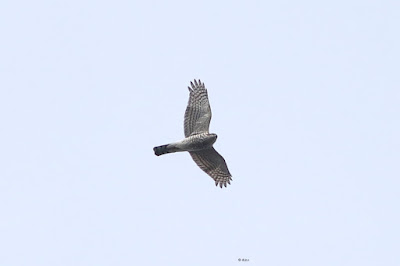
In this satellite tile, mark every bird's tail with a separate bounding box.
[153,144,173,156]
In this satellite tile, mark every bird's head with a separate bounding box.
[209,133,218,142]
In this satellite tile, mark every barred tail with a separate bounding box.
[153,144,172,156]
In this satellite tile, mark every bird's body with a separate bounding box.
[154,133,217,155]
[153,80,232,188]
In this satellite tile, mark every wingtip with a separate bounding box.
[189,79,206,90]
[215,179,232,188]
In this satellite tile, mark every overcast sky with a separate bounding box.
[1,0,399,265]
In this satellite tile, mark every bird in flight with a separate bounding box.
[153,79,232,188]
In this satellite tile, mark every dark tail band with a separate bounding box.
[153,144,170,156]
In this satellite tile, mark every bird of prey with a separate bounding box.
[153,79,232,188]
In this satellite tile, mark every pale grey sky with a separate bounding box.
[1,0,399,265]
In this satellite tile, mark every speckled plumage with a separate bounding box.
[153,79,232,188]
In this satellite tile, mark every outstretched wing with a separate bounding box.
[189,147,232,188]
[184,79,212,137]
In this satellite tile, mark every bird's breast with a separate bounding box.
[182,133,217,151]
